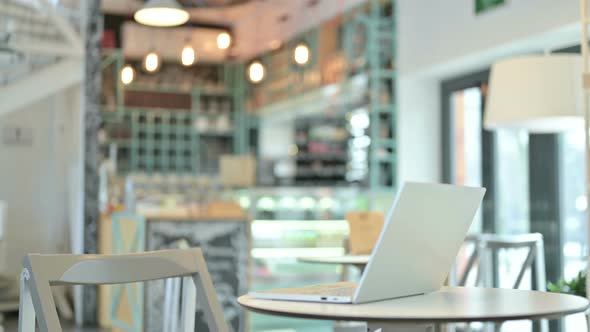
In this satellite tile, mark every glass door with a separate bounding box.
[442,72,532,332]
[448,86,484,233]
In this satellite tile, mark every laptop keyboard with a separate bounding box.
[286,282,357,297]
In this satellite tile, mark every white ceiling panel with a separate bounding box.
[103,0,368,60]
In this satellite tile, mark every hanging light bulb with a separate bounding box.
[120,65,134,85]
[181,43,196,66]
[144,51,160,72]
[248,61,265,83]
[217,31,231,50]
[134,0,190,27]
[294,42,310,66]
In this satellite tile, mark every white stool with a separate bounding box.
[451,233,548,332]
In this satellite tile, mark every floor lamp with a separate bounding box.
[484,8,589,330]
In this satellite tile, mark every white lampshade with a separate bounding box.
[134,0,190,27]
[484,55,584,133]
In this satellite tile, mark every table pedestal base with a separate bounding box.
[368,322,441,332]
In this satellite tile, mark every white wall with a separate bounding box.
[396,0,581,183]
[0,85,81,275]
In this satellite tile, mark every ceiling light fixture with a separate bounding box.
[134,0,190,27]
[120,65,134,85]
[144,51,161,73]
[294,42,310,66]
[217,31,232,50]
[181,42,196,66]
[485,55,583,132]
[248,61,265,83]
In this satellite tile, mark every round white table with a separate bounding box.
[239,286,589,332]
[297,255,370,271]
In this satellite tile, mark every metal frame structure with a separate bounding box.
[344,0,397,190]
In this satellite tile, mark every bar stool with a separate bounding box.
[451,233,548,332]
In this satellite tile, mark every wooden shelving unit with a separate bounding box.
[99,51,246,175]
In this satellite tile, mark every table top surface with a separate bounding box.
[297,255,371,265]
[238,286,589,323]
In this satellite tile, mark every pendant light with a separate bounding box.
[247,1,266,83]
[181,39,196,66]
[217,31,232,50]
[248,61,265,83]
[485,55,583,132]
[144,51,161,73]
[293,42,311,66]
[120,65,135,85]
[134,0,190,27]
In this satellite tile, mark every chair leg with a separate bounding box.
[180,276,196,332]
[52,287,73,321]
[171,277,181,332]
[18,268,35,332]
[163,278,176,332]
[534,239,549,332]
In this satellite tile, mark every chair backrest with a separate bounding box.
[455,233,546,289]
[18,248,229,332]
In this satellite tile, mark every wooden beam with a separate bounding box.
[0,58,83,116]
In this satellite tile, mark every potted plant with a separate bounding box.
[547,271,586,298]
[547,270,588,327]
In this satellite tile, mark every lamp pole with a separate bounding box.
[581,0,590,327]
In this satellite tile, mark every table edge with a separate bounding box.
[237,293,589,324]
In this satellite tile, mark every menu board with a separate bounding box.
[145,220,249,332]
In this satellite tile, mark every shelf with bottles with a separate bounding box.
[293,115,351,185]
[194,94,234,135]
[99,50,246,175]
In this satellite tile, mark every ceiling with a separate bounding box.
[1,0,81,87]
[122,23,228,62]
[101,0,367,60]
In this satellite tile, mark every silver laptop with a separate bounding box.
[249,182,486,304]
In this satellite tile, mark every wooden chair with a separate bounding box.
[18,248,229,332]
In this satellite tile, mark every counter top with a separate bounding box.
[133,200,247,221]
[142,211,247,221]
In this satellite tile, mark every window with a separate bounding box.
[560,128,587,281]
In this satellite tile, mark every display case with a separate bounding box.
[227,187,369,332]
